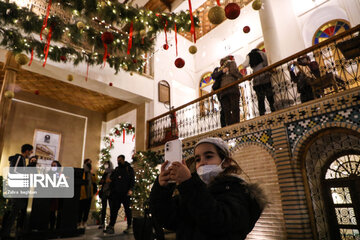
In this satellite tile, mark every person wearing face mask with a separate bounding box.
[98,161,114,230]
[78,158,97,229]
[49,160,63,230]
[150,137,268,240]
[105,155,135,234]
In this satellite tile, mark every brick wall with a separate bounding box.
[233,144,287,240]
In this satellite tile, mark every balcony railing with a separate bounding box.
[148,25,360,148]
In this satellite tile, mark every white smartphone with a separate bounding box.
[164,139,182,170]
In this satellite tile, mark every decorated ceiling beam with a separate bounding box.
[0,1,199,74]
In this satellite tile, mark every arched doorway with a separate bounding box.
[321,152,360,239]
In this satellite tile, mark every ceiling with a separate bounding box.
[144,0,252,40]
[0,62,128,113]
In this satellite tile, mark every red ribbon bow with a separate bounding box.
[127,22,133,55]
[43,26,53,67]
[40,0,52,41]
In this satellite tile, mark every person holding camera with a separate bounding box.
[211,56,243,127]
[150,137,267,240]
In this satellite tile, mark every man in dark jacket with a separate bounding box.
[1,144,33,238]
[106,155,135,234]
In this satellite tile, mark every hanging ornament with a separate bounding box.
[28,48,34,66]
[175,58,185,68]
[130,72,133,76]
[77,21,85,30]
[243,26,250,33]
[225,3,240,20]
[67,74,74,81]
[60,55,67,62]
[109,82,113,86]
[123,65,128,71]
[101,32,114,64]
[189,45,197,54]
[133,59,137,63]
[208,6,225,25]
[127,22,134,55]
[252,0,262,10]
[34,90,40,95]
[4,91,14,99]
[163,44,169,50]
[15,53,29,65]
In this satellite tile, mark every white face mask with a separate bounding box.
[197,160,225,185]
[51,166,57,172]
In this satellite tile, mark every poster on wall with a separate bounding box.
[33,129,61,168]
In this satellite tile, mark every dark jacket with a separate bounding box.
[9,154,26,173]
[150,173,267,240]
[110,162,135,195]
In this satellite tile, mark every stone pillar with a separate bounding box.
[259,0,305,64]
[135,102,147,151]
[0,52,20,164]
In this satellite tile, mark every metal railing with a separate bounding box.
[148,25,360,148]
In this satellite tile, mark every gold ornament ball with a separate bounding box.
[67,74,74,81]
[123,65,128,71]
[77,21,85,30]
[208,6,225,25]
[43,27,49,36]
[252,0,262,10]
[4,91,15,99]
[130,72,133,76]
[15,53,29,65]
[189,45,197,54]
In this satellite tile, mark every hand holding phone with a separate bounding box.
[164,139,182,170]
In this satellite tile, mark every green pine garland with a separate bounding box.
[0,1,199,74]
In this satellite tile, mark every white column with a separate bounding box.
[259,0,305,64]
[338,0,360,26]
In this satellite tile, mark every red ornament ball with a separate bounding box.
[133,59,137,63]
[175,58,185,68]
[128,124,133,130]
[225,3,240,20]
[109,82,113,86]
[60,55,67,62]
[101,32,114,45]
[115,130,120,135]
[243,26,250,33]
[163,44,169,50]
[34,90,39,95]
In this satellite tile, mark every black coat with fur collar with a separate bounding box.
[150,173,267,240]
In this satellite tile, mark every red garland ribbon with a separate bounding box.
[164,20,168,46]
[187,0,196,43]
[28,48,34,66]
[102,41,108,66]
[40,0,52,41]
[123,128,126,143]
[127,22,133,55]
[43,26,53,67]
[175,23,178,57]
[109,138,114,147]
[85,62,89,81]
[216,0,221,6]
[132,134,135,142]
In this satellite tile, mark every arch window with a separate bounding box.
[158,80,170,105]
[313,19,350,45]
[322,153,360,240]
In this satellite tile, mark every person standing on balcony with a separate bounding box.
[242,49,275,116]
[211,55,242,127]
[150,137,267,240]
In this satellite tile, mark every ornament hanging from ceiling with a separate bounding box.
[252,0,262,10]
[4,91,14,99]
[15,53,29,65]
[67,74,74,81]
[109,82,113,86]
[189,45,197,54]
[175,58,185,68]
[225,3,240,20]
[34,90,40,95]
[243,26,250,33]
[208,6,225,25]
[163,44,169,50]
[76,21,85,30]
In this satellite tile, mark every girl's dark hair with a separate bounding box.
[213,145,242,175]
[29,155,39,160]
[52,160,62,167]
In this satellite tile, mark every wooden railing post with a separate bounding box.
[0,51,20,163]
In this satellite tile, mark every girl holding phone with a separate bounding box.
[150,137,267,240]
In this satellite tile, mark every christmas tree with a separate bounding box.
[131,150,162,216]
